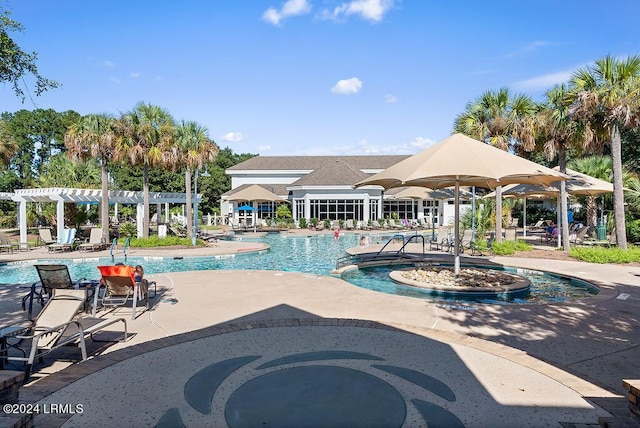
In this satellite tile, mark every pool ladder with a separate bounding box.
[109,237,131,263]
[335,234,427,269]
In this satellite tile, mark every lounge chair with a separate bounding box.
[1,288,127,380]
[0,231,14,254]
[38,228,56,246]
[430,226,450,251]
[528,220,546,233]
[345,219,355,230]
[569,226,591,245]
[93,265,149,320]
[47,228,77,252]
[23,264,88,318]
[78,228,107,252]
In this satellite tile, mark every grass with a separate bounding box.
[569,245,640,264]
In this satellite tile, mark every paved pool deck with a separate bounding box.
[1,231,639,427]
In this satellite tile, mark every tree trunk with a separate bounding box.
[185,167,193,240]
[559,150,570,252]
[586,196,597,228]
[495,186,503,242]
[100,161,110,243]
[143,163,150,238]
[610,125,627,248]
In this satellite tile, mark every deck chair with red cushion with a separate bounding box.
[93,265,148,320]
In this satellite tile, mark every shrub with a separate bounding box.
[569,245,640,264]
[129,236,198,247]
[118,222,137,238]
[323,218,331,229]
[490,239,532,255]
[298,218,307,229]
[626,219,640,243]
[309,218,319,228]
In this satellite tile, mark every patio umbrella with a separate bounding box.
[355,133,567,274]
[228,185,288,232]
[236,204,254,211]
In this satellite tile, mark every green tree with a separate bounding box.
[454,88,538,242]
[172,120,218,240]
[0,3,59,101]
[571,54,640,249]
[39,153,101,188]
[65,114,122,242]
[0,117,18,166]
[118,102,175,237]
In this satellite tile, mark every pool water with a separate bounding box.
[0,233,598,304]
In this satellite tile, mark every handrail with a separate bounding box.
[376,234,405,255]
[109,238,118,263]
[123,237,130,259]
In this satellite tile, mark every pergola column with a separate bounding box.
[18,199,27,243]
[156,203,162,223]
[55,198,65,239]
[136,203,144,238]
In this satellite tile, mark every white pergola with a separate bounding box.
[0,188,199,243]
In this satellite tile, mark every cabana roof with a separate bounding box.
[3,188,196,204]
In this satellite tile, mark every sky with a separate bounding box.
[3,0,640,156]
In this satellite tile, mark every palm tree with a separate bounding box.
[65,114,120,242]
[571,54,640,249]
[170,121,218,240]
[568,155,612,228]
[536,84,593,251]
[454,88,538,242]
[118,103,175,238]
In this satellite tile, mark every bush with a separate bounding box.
[569,245,640,263]
[298,218,307,229]
[491,239,532,255]
[129,236,198,247]
[309,218,319,228]
[626,219,640,243]
[323,218,331,229]
[118,222,137,238]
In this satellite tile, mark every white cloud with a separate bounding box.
[384,94,397,103]
[331,77,363,94]
[321,0,395,22]
[221,132,247,142]
[512,69,573,90]
[130,72,141,78]
[109,76,121,84]
[102,60,115,68]
[300,136,435,155]
[257,144,272,153]
[262,0,311,26]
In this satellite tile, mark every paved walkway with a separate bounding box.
[1,232,639,427]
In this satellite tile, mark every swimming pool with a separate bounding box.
[0,233,598,304]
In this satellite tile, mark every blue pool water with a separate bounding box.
[0,233,598,304]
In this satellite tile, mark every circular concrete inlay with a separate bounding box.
[225,365,406,427]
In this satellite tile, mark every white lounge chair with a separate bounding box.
[78,228,107,252]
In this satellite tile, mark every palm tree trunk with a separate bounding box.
[185,167,193,240]
[143,163,150,238]
[495,186,503,242]
[610,125,627,248]
[559,150,570,252]
[100,162,110,243]
[586,196,597,228]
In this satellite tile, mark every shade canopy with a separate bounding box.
[355,133,567,190]
[355,133,568,275]
[487,168,614,199]
[236,204,254,211]
[226,184,288,203]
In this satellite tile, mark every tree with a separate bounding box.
[536,84,593,251]
[0,3,59,101]
[454,88,538,242]
[39,153,101,188]
[0,118,18,166]
[571,54,640,249]
[118,102,175,238]
[65,114,121,242]
[171,120,218,240]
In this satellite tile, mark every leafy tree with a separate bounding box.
[0,118,18,167]
[571,54,640,249]
[65,114,122,242]
[0,3,59,101]
[39,153,101,188]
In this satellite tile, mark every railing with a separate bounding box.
[123,237,130,260]
[109,238,118,263]
[335,234,428,270]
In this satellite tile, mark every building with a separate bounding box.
[222,156,469,227]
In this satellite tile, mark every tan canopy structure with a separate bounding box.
[225,184,288,203]
[385,186,472,200]
[355,133,567,274]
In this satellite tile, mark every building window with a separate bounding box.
[383,200,417,219]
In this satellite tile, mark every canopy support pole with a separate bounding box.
[454,181,460,275]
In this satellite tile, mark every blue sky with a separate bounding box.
[4,0,640,156]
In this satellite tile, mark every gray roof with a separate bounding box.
[227,155,409,171]
[291,159,370,186]
[222,183,289,198]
